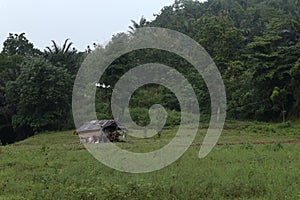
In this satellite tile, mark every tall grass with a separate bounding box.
[0,122,300,199]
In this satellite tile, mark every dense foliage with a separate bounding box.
[0,35,84,144]
[1,0,300,144]
[150,0,300,121]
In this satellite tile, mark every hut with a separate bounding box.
[76,120,126,143]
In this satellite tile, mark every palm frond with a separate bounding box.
[128,26,134,31]
[51,40,59,54]
[64,42,73,53]
[140,16,146,26]
[130,19,139,29]
[45,46,53,54]
[62,39,70,53]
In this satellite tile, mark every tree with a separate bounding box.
[196,12,245,72]
[2,33,41,57]
[6,57,72,137]
[128,16,148,34]
[44,39,83,75]
[0,53,24,144]
[289,57,300,118]
[270,87,288,122]
[242,16,300,120]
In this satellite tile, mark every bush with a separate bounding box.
[96,102,112,119]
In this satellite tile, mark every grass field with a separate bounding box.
[0,121,300,199]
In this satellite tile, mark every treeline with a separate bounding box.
[0,34,85,144]
[149,0,300,122]
[1,0,300,144]
[98,0,300,123]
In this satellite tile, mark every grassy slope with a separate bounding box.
[0,121,300,199]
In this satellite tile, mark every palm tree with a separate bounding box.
[44,39,79,74]
[128,16,148,35]
[45,39,76,56]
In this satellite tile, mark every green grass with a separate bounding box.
[0,121,300,199]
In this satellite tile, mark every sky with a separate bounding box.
[0,0,181,52]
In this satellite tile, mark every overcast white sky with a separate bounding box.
[0,0,183,52]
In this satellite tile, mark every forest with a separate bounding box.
[1,0,300,145]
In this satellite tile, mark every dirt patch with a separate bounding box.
[192,139,300,147]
